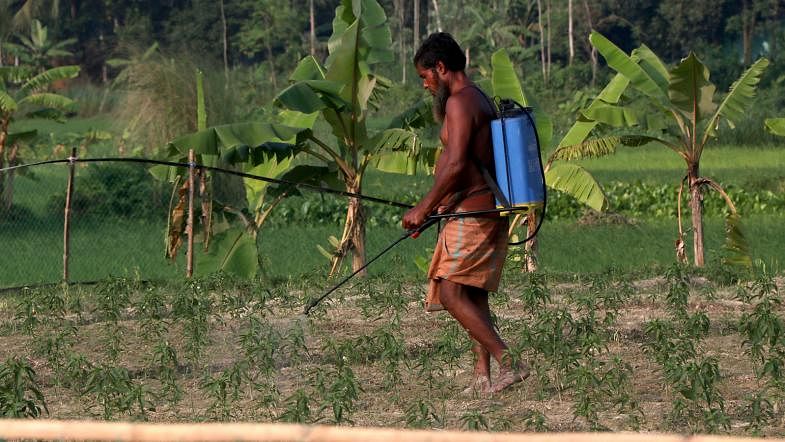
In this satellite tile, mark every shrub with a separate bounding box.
[47,163,168,220]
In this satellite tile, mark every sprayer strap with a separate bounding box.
[473,158,511,209]
[466,84,511,209]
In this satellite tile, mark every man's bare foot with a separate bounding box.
[462,375,491,395]
[490,365,530,394]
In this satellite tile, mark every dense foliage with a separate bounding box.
[2,1,785,141]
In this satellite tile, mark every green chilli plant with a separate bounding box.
[93,278,134,362]
[736,271,784,433]
[0,357,48,417]
[643,265,729,432]
[82,364,150,420]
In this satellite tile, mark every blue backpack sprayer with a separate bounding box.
[304,98,547,314]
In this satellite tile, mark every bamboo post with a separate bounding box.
[62,147,77,282]
[186,149,195,278]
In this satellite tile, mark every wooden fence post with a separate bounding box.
[186,149,195,278]
[62,147,77,282]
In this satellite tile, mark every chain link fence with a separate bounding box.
[0,158,186,289]
[0,155,428,290]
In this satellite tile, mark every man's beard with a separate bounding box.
[432,80,449,123]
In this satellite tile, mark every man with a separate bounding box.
[402,33,529,394]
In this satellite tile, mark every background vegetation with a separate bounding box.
[0,0,784,435]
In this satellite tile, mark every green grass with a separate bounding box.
[14,116,115,138]
[2,158,784,288]
[0,218,181,288]
[256,215,785,281]
[3,116,784,288]
[534,215,783,274]
[572,144,785,186]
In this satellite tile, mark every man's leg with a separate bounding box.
[465,338,491,393]
[466,291,491,392]
[467,291,492,382]
[439,279,528,392]
[467,286,530,393]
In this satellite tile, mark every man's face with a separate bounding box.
[416,63,440,96]
[417,63,449,122]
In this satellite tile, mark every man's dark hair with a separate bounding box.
[413,32,466,72]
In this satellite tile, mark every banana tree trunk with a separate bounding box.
[349,190,367,275]
[524,211,538,272]
[688,163,705,267]
[330,181,367,277]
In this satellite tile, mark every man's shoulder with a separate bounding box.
[446,87,482,114]
[447,86,494,123]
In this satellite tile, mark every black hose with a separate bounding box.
[1,156,413,209]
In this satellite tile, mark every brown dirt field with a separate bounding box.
[0,274,783,436]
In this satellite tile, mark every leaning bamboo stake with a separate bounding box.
[62,147,77,282]
[186,149,195,278]
[0,420,720,442]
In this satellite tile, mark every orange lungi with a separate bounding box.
[425,215,509,312]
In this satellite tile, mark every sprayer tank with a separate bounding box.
[490,109,545,213]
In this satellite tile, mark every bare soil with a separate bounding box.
[0,274,783,436]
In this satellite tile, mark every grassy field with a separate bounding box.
[574,144,785,186]
[1,138,784,288]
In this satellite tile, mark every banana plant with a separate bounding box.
[3,19,76,73]
[274,0,429,276]
[582,31,769,268]
[160,122,312,278]
[0,64,79,211]
[162,0,427,279]
[159,70,314,278]
[490,48,618,271]
[764,118,785,136]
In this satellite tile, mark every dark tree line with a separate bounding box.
[2,0,784,88]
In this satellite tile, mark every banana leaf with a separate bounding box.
[545,162,607,212]
[589,31,667,106]
[196,227,258,278]
[0,90,17,113]
[703,58,769,139]
[764,118,785,136]
[559,74,630,147]
[20,66,79,94]
[668,52,717,125]
[722,213,752,269]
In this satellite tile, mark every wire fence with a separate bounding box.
[0,155,184,289]
[0,152,426,290]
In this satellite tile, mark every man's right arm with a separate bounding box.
[402,95,472,229]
